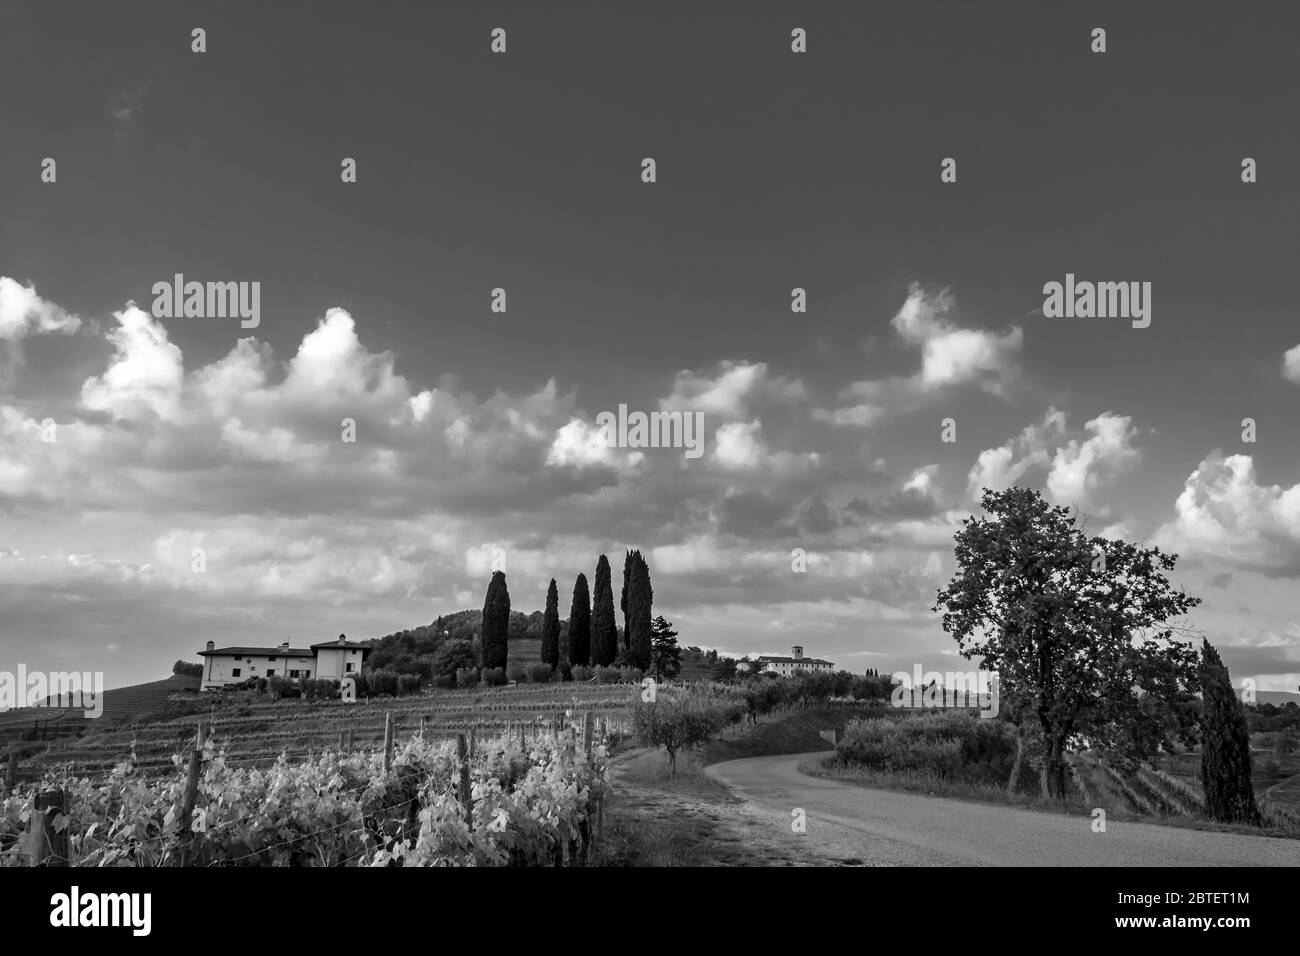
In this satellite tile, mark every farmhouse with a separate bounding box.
[739,645,836,677]
[198,634,369,690]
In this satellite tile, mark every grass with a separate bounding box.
[592,704,876,867]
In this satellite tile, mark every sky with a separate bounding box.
[1,1,1298,691]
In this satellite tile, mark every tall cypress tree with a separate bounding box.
[627,550,653,670]
[541,578,560,669]
[620,550,634,650]
[481,570,510,671]
[1199,639,1260,825]
[568,573,591,666]
[591,555,618,666]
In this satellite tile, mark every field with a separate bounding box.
[11,681,639,781]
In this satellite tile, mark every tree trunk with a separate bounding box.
[1041,736,1067,799]
[1007,725,1024,794]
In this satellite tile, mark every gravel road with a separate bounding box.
[704,753,1300,866]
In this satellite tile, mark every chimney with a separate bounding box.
[792,645,803,660]
[279,641,290,652]
[338,633,346,646]
[206,641,215,652]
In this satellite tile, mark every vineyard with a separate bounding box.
[12,682,640,780]
[1,719,610,867]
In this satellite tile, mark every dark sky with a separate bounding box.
[1,1,1298,691]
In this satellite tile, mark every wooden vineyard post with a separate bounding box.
[582,711,594,760]
[338,729,346,752]
[519,723,526,750]
[419,715,427,738]
[455,733,474,828]
[382,712,394,773]
[3,746,17,795]
[344,728,352,753]
[29,788,68,867]
[469,727,476,759]
[174,725,205,865]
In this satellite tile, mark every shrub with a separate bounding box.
[482,667,507,687]
[526,663,553,684]
[557,662,573,683]
[835,712,1015,779]
[366,669,401,697]
[571,665,593,683]
[456,667,481,689]
[397,674,422,695]
[173,660,203,679]
[506,662,528,684]
[594,666,621,685]
[619,667,644,685]
[432,674,455,689]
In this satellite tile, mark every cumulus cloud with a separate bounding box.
[816,284,1022,426]
[80,305,185,422]
[1154,452,1300,576]
[1283,344,1300,384]
[660,360,806,420]
[966,409,1137,510]
[890,284,1022,395]
[0,278,82,341]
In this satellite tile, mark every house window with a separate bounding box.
[346,662,355,672]
[232,668,241,678]
[268,656,278,662]
[234,655,243,661]
[267,669,276,677]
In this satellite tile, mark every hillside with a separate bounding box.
[17,681,637,781]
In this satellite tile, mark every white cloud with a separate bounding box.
[0,277,82,340]
[713,420,765,469]
[1045,413,1140,508]
[79,305,185,422]
[890,284,1022,395]
[660,360,806,420]
[1154,452,1300,575]
[1283,344,1300,384]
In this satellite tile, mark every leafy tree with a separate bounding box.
[933,487,1201,799]
[712,657,738,682]
[591,555,619,666]
[1199,639,1261,825]
[430,639,477,680]
[626,550,654,670]
[481,571,511,671]
[173,660,203,679]
[649,616,682,680]
[568,573,591,666]
[541,578,560,669]
[632,693,734,777]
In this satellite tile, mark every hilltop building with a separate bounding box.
[738,645,835,677]
[198,634,369,691]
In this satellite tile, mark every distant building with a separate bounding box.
[738,645,835,677]
[198,634,369,690]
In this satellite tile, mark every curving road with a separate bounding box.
[704,752,1300,866]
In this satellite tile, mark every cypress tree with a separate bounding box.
[591,555,618,666]
[627,550,653,670]
[541,578,560,669]
[1199,639,1260,825]
[568,573,591,666]
[481,570,510,671]
[620,549,634,650]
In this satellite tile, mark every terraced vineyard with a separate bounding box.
[21,682,639,779]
